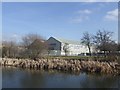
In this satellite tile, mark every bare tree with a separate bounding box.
[81,32,93,56]
[2,41,18,58]
[118,43,120,51]
[117,43,120,63]
[93,30,114,56]
[22,33,43,48]
[107,41,118,52]
[21,34,47,60]
[3,41,8,57]
[28,39,47,60]
[63,43,69,56]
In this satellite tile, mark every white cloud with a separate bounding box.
[12,34,18,38]
[70,16,89,23]
[70,9,92,23]
[77,9,92,14]
[105,9,118,21]
[10,34,21,42]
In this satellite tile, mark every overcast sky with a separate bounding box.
[2,2,118,42]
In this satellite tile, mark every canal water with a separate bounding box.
[2,67,120,88]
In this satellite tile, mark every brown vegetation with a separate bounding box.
[1,58,120,75]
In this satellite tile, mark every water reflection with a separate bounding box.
[80,73,118,88]
[2,67,119,88]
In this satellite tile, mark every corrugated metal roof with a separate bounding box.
[50,37,81,45]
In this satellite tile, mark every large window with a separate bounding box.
[50,43,56,46]
[49,43,56,50]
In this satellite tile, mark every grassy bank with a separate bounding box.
[43,56,120,62]
[7,55,120,64]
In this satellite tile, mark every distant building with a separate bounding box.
[46,37,95,56]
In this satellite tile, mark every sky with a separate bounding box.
[2,2,118,42]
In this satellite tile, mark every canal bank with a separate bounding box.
[1,58,120,75]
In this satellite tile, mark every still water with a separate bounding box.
[2,67,120,88]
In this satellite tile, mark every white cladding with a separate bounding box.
[47,37,94,56]
[61,43,89,56]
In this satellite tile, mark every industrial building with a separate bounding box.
[46,37,95,56]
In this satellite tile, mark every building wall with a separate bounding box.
[61,43,89,56]
[47,37,61,55]
[47,37,61,50]
[47,37,95,56]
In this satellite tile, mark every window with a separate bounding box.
[50,43,56,46]
[49,47,54,50]
[49,43,56,50]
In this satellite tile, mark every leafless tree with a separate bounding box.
[81,32,93,56]
[2,41,18,58]
[93,30,114,56]
[63,43,69,56]
[22,33,43,48]
[28,39,47,60]
[118,43,120,51]
[21,34,47,60]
